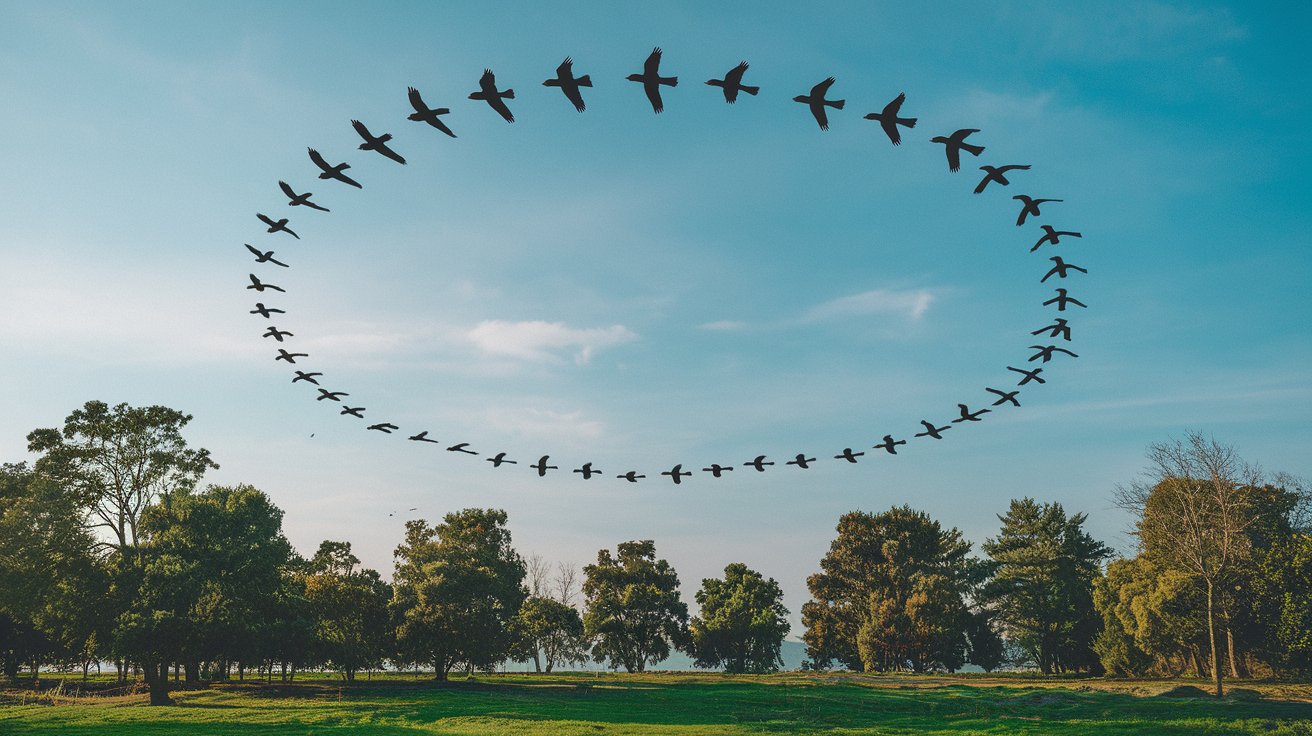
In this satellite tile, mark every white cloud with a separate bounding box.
[465,320,637,364]
[801,288,936,323]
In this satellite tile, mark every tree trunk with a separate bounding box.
[185,660,199,683]
[533,649,542,673]
[1205,580,1223,697]
[1225,626,1245,679]
[143,660,174,706]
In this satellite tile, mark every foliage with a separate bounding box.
[303,541,392,682]
[583,540,688,672]
[687,563,790,673]
[509,596,588,673]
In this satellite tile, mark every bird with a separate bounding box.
[291,370,321,385]
[339,406,366,418]
[487,452,516,467]
[873,435,907,454]
[406,87,456,137]
[661,464,692,484]
[618,471,645,483]
[793,77,844,131]
[532,455,558,477]
[257,213,299,239]
[1032,317,1072,341]
[1041,256,1088,283]
[835,448,864,463]
[351,119,406,164]
[745,455,774,472]
[247,274,285,293]
[469,69,515,123]
[573,462,601,479]
[952,404,991,423]
[1028,344,1079,363]
[705,61,757,103]
[1043,288,1087,311]
[408,430,440,443]
[863,92,916,145]
[786,454,816,469]
[1013,195,1062,226]
[245,244,289,268]
[627,47,678,114]
[315,389,347,401]
[1007,366,1046,385]
[1030,225,1083,252]
[278,181,329,212]
[703,464,734,477]
[262,326,293,342]
[274,349,306,363]
[974,164,1030,193]
[543,56,591,112]
[986,387,1021,407]
[446,443,477,455]
[930,129,984,172]
[915,420,951,440]
[250,303,284,318]
[368,422,398,433]
[308,148,362,189]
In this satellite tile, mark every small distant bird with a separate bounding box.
[274,349,306,363]
[1041,256,1088,283]
[247,273,284,293]
[1032,317,1072,341]
[543,56,591,112]
[1013,195,1062,227]
[930,129,984,172]
[446,443,478,455]
[952,404,990,423]
[308,148,362,189]
[786,454,816,469]
[974,164,1030,193]
[835,448,864,463]
[863,92,916,145]
[745,455,774,472]
[340,406,366,418]
[1007,366,1047,385]
[531,456,558,477]
[263,326,293,342]
[915,420,951,440]
[316,389,347,401]
[469,69,515,123]
[408,430,440,443]
[368,422,398,433]
[1043,288,1087,311]
[257,213,299,239]
[278,181,329,212]
[406,87,456,137]
[1030,225,1083,252]
[251,303,284,318]
[291,370,321,385]
[703,464,734,477]
[873,435,907,454]
[661,464,692,484]
[618,471,645,483]
[245,243,289,268]
[986,387,1021,407]
[487,452,516,467]
[793,77,844,131]
[627,47,678,114]
[705,61,758,104]
[574,462,601,479]
[351,119,405,164]
[1028,344,1079,363]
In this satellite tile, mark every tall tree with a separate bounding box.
[304,541,392,682]
[583,540,688,672]
[510,596,589,673]
[688,563,790,673]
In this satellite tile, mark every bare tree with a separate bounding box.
[554,561,580,608]
[526,554,551,598]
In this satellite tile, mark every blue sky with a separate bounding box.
[1,1,1308,639]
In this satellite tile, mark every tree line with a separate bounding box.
[0,402,1307,705]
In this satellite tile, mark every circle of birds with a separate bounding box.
[244,49,1089,486]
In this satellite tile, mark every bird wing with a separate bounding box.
[407,86,426,111]
[351,119,371,140]
[881,116,901,144]
[557,56,573,76]
[376,142,406,164]
[487,95,515,122]
[813,76,836,96]
[257,213,274,227]
[308,148,329,171]
[725,61,748,84]
[644,83,664,114]
[480,68,496,92]
[279,180,297,199]
[563,83,586,112]
[885,92,906,116]
[245,243,263,258]
[644,47,663,75]
[813,104,829,131]
[946,146,962,172]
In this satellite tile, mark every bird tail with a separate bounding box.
[742,85,760,96]
[577,75,592,87]
[903,117,917,128]
[962,142,985,156]
[501,89,515,99]
[830,99,846,109]
[664,76,679,87]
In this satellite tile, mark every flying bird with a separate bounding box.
[618,471,645,483]
[351,119,406,164]
[1043,288,1087,311]
[863,92,917,145]
[315,389,347,401]
[340,406,366,418]
[703,464,734,477]
[245,243,289,267]
[247,274,285,293]
[469,69,515,123]
[406,87,456,137]
[250,303,284,318]
[543,56,591,112]
[915,420,951,440]
[368,422,398,433]
[786,454,816,469]
[291,371,321,385]
[278,181,329,212]
[952,404,991,423]
[974,164,1030,193]
[1032,317,1072,341]
[835,448,864,463]
[1028,344,1079,363]
[262,326,293,342]
[408,430,441,443]
[745,455,774,472]
[257,213,299,239]
[1041,256,1088,283]
[1030,225,1083,252]
[626,47,678,114]
[1007,366,1047,385]
[274,349,306,363]
[793,77,844,131]
[1013,195,1062,226]
[986,387,1021,407]
[446,443,478,455]
[487,452,516,467]
[930,129,984,172]
[573,462,601,479]
[705,61,758,103]
[532,455,558,477]
[307,148,362,188]
[873,435,907,454]
[661,464,692,484]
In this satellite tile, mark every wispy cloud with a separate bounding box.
[465,320,637,364]
[481,407,607,443]
[697,320,747,332]
[800,288,937,323]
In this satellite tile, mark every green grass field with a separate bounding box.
[3,672,1311,735]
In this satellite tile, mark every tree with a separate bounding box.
[391,509,526,680]
[688,563,790,673]
[510,596,589,673]
[304,541,392,682]
[583,540,688,672]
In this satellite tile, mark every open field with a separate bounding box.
[2,673,1311,735]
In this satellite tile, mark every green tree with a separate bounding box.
[583,540,688,672]
[1092,556,1209,677]
[510,596,589,673]
[1251,532,1312,675]
[304,541,392,682]
[688,563,790,673]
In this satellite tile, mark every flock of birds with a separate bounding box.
[244,49,1088,485]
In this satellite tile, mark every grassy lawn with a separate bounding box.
[2,672,1311,735]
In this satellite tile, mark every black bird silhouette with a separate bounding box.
[368,422,398,433]
[915,420,951,440]
[835,448,864,463]
[786,454,816,469]
[1032,317,1072,341]
[706,61,758,103]
[863,92,917,145]
[532,455,558,477]
[543,56,591,112]
[257,213,299,239]
[745,455,774,472]
[1043,288,1087,311]
[247,273,284,293]
[351,119,406,164]
[316,389,347,401]
[263,326,293,342]
[275,349,306,364]
[873,435,907,454]
[408,430,441,443]
[573,462,601,479]
[487,452,516,467]
[661,464,692,484]
[1013,195,1062,226]
[1028,344,1079,363]
[446,443,478,455]
[1030,225,1083,252]
[703,464,734,477]
[291,371,321,385]
[278,181,329,212]
[793,77,844,131]
[952,403,991,422]
[1007,366,1047,385]
[1041,256,1088,283]
[986,387,1021,407]
[627,47,678,114]
[406,87,456,138]
[469,69,515,123]
[618,471,645,483]
[307,148,362,189]
[245,243,289,268]
[250,303,284,318]
[974,164,1030,193]
[340,406,366,417]
[931,129,984,172]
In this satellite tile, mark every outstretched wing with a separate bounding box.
[407,86,426,111]
[644,47,663,75]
